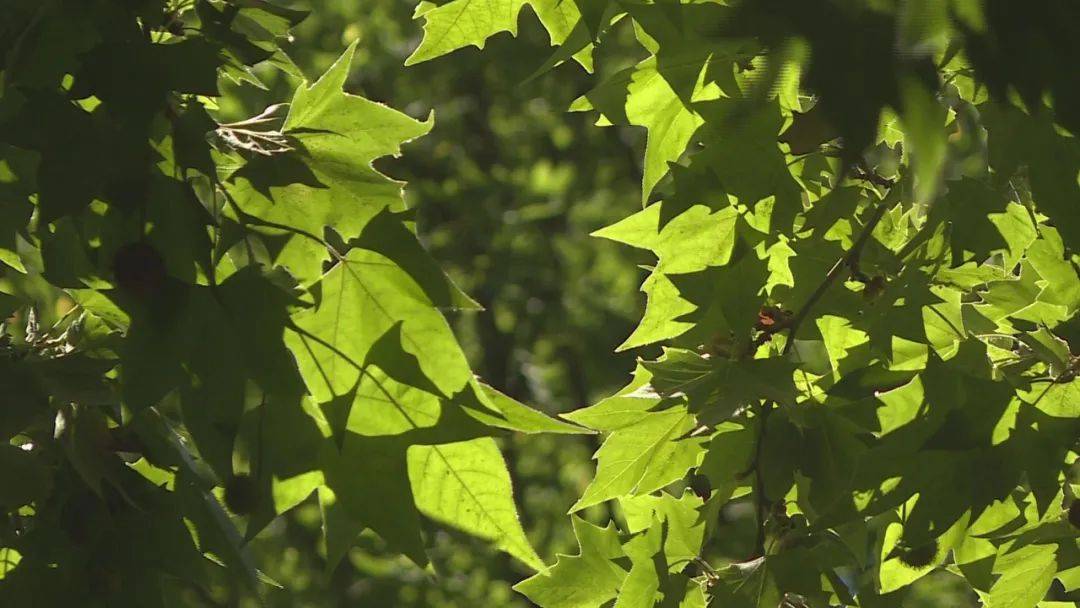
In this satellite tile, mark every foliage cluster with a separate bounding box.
[404,0,1080,606]
[214,3,649,605]
[1,1,1079,607]
[0,1,598,604]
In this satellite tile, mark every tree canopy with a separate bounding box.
[0,0,1078,606]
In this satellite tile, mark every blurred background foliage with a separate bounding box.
[214,1,652,605]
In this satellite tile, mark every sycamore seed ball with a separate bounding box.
[224,473,259,515]
[112,242,167,298]
[898,540,938,569]
[689,473,712,500]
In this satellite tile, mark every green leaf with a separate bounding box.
[593,203,738,274]
[877,513,960,593]
[0,547,21,581]
[696,98,803,230]
[935,178,1009,263]
[531,0,595,71]
[321,434,430,567]
[802,186,866,235]
[697,422,754,500]
[613,520,665,608]
[311,329,533,568]
[618,271,697,351]
[572,54,720,199]
[1025,227,1080,317]
[1024,380,1080,419]
[570,405,704,512]
[351,208,480,311]
[571,0,611,39]
[515,517,628,608]
[408,438,544,570]
[460,381,594,435]
[987,543,1058,608]
[618,491,706,564]
[317,357,489,564]
[367,322,448,398]
[561,364,662,431]
[289,248,472,405]
[707,557,781,608]
[643,348,798,417]
[981,103,1080,251]
[0,444,50,509]
[405,0,528,65]
[228,43,433,284]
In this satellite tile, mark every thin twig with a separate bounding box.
[745,190,891,556]
[850,166,896,189]
[782,199,890,356]
[751,400,773,558]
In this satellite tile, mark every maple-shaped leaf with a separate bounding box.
[1025,227,1080,318]
[292,274,546,569]
[515,517,628,608]
[288,248,473,406]
[801,186,866,235]
[706,556,781,607]
[561,364,662,431]
[665,250,770,351]
[593,202,738,274]
[406,0,592,67]
[406,0,527,65]
[409,437,544,570]
[317,358,533,568]
[571,52,721,199]
[930,177,1009,263]
[980,102,1080,251]
[563,367,705,514]
[569,404,704,513]
[696,98,803,232]
[530,0,595,71]
[458,380,594,435]
[618,491,706,565]
[614,519,666,608]
[986,543,1059,608]
[617,271,697,351]
[643,348,798,419]
[227,43,433,284]
[697,422,754,501]
[594,203,749,351]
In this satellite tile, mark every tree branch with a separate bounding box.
[781,199,890,356]
[750,400,773,558]
[743,195,891,557]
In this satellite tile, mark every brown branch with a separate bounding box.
[744,193,891,556]
[850,166,896,189]
[750,400,774,558]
